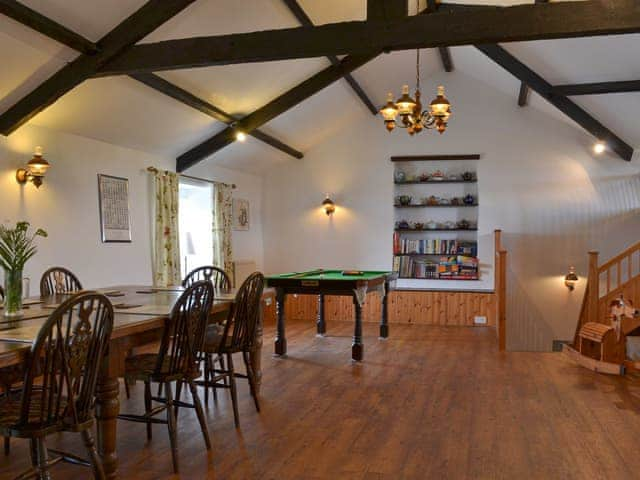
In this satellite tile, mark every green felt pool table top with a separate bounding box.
[267,270,393,281]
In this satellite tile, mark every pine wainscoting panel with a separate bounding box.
[278,291,495,326]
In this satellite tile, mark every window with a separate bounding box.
[179,178,213,276]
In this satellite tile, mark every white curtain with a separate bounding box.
[212,182,234,285]
[153,171,181,287]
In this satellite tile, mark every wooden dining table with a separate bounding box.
[0,285,272,479]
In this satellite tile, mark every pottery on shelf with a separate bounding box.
[463,194,475,205]
[397,195,412,205]
[419,173,430,182]
[431,170,444,181]
[462,171,475,181]
[444,221,456,229]
[426,220,437,230]
[394,170,406,183]
[426,195,439,206]
[413,222,425,230]
[397,219,410,229]
[457,219,470,229]
[438,197,451,205]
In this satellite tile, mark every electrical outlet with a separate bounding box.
[474,316,487,325]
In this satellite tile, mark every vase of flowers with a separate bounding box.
[0,222,47,318]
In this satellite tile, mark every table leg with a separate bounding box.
[316,293,326,336]
[274,288,287,356]
[352,287,367,362]
[379,283,389,339]
[96,363,119,480]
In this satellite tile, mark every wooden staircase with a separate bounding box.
[566,240,640,374]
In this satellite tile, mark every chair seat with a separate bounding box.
[125,353,200,382]
[0,364,25,389]
[0,391,67,437]
[202,324,237,353]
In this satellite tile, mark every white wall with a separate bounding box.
[0,124,265,293]
[262,71,640,351]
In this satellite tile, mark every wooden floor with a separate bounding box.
[3,320,640,479]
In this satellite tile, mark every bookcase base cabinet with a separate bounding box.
[268,290,495,327]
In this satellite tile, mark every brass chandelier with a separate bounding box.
[379,0,452,137]
[379,48,451,135]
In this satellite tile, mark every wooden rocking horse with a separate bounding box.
[565,295,640,375]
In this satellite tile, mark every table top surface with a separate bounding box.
[0,285,247,364]
[267,270,393,281]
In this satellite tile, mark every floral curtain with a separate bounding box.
[153,171,181,287]
[213,182,234,285]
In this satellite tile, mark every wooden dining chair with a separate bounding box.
[118,280,214,474]
[183,265,231,289]
[40,267,83,296]
[0,292,114,479]
[197,272,265,427]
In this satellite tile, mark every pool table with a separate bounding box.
[266,270,397,361]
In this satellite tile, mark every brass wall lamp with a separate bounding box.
[565,266,579,291]
[16,147,51,188]
[322,195,335,216]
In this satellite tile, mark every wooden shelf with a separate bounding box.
[394,204,479,208]
[391,155,480,162]
[398,277,479,281]
[394,180,477,184]
[394,253,477,257]
[395,228,478,232]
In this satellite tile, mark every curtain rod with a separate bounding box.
[146,166,236,189]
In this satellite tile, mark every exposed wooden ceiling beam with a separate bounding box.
[516,0,548,107]
[0,0,196,136]
[282,0,378,114]
[0,1,302,160]
[552,80,640,96]
[130,73,303,159]
[176,54,378,172]
[0,0,98,54]
[517,82,530,107]
[427,0,454,72]
[438,46,454,72]
[367,0,408,20]
[96,0,640,76]
[476,44,633,161]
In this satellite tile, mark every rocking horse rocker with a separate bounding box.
[565,295,640,375]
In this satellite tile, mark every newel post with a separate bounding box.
[587,251,599,324]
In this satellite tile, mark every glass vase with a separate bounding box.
[3,268,24,318]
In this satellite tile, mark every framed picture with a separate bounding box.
[233,198,250,231]
[98,174,132,243]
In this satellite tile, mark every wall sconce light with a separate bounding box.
[322,195,335,216]
[564,266,579,291]
[16,146,51,188]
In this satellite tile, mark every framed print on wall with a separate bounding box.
[233,198,250,231]
[98,174,132,243]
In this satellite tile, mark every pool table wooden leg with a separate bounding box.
[274,288,287,356]
[316,294,326,336]
[352,288,366,362]
[379,283,389,339]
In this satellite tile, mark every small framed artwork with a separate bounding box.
[98,174,132,243]
[233,198,250,231]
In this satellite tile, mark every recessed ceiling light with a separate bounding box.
[236,131,247,142]
[593,141,606,154]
